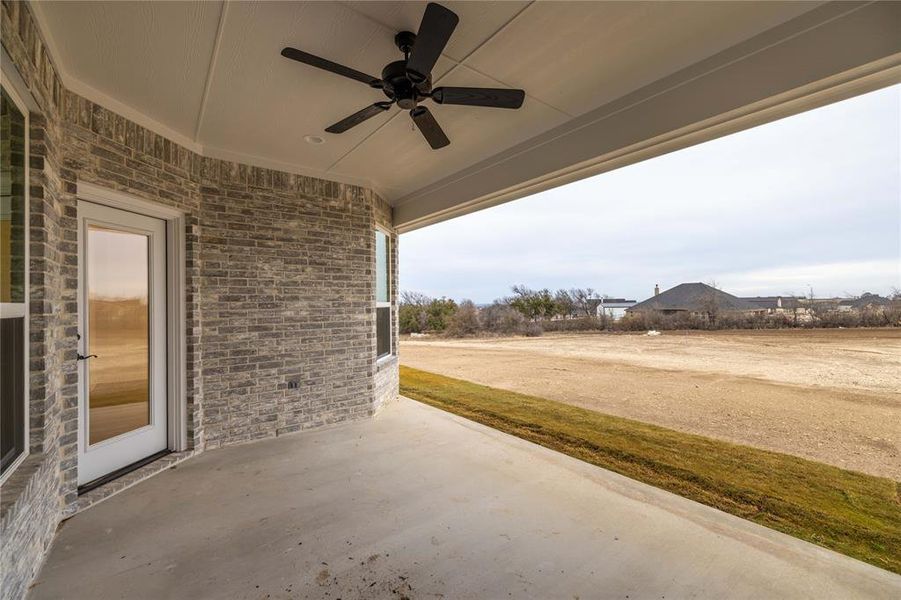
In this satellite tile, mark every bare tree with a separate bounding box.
[554,289,575,319]
[569,288,598,318]
[401,290,429,306]
[698,292,719,326]
[785,290,803,327]
[399,291,430,333]
[699,281,721,326]
[482,302,526,334]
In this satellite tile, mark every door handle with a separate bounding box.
[77,353,98,361]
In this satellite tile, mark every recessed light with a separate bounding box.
[304,135,324,145]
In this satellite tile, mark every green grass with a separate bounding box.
[400,365,901,574]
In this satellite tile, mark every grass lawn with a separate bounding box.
[400,365,901,574]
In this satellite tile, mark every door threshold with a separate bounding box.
[78,450,171,496]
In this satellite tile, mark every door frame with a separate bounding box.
[76,182,188,454]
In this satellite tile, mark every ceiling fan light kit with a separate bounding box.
[281,2,526,150]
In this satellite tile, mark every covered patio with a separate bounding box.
[28,398,900,599]
[1,1,900,598]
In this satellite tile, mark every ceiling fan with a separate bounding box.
[281,2,525,150]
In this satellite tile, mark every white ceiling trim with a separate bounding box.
[202,140,386,196]
[393,0,901,230]
[28,0,202,152]
[65,65,203,153]
[193,1,228,141]
[26,0,385,194]
[397,60,901,233]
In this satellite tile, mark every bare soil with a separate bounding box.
[400,329,901,480]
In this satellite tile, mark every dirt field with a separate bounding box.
[400,329,901,480]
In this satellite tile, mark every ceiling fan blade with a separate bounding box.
[406,3,459,83]
[432,87,525,109]
[281,47,381,88]
[325,102,393,134]
[410,106,450,149]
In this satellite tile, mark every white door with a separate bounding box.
[77,201,168,485]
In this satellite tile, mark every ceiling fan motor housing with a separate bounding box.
[394,31,416,55]
[382,33,432,110]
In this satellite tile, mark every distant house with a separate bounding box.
[741,295,813,322]
[845,292,893,312]
[740,295,803,314]
[805,297,845,312]
[804,293,892,314]
[628,283,763,319]
[590,298,637,321]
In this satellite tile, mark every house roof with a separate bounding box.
[849,293,892,308]
[600,300,636,309]
[630,283,760,313]
[741,296,802,310]
[587,298,636,310]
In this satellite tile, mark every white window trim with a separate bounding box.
[0,66,31,485]
[375,226,393,360]
[75,182,189,452]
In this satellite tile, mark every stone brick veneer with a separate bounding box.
[0,2,398,597]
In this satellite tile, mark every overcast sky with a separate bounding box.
[400,84,900,304]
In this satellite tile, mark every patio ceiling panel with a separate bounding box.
[341,0,531,63]
[31,0,222,140]
[194,0,440,176]
[463,1,820,118]
[28,1,899,226]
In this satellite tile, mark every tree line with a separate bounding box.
[400,286,606,337]
[399,285,901,337]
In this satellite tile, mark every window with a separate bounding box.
[375,229,392,359]
[1,84,29,479]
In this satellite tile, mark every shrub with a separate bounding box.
[399,303,426,334]
[481,302,526,335]
[426,297,457,331]
[508,285,557,320]
[523,322,544,337]
[398,293,456,334]
[445,300,481,337]
[542,316,605,332]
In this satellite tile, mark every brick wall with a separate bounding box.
[198,173,380,446]
[1,2,69,596]
[0,2,398,597]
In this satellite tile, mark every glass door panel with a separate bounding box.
[87,226,150,444]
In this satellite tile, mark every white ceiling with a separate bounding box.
[32,1,822,201]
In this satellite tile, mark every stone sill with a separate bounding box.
[376,355,398,373]
[1,452,50,526]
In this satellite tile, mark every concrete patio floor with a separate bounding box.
[30,398,900,599]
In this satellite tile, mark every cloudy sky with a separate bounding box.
[399,84,900,304]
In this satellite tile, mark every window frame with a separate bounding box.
[375,227,393,361]
[0,77,30,484]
